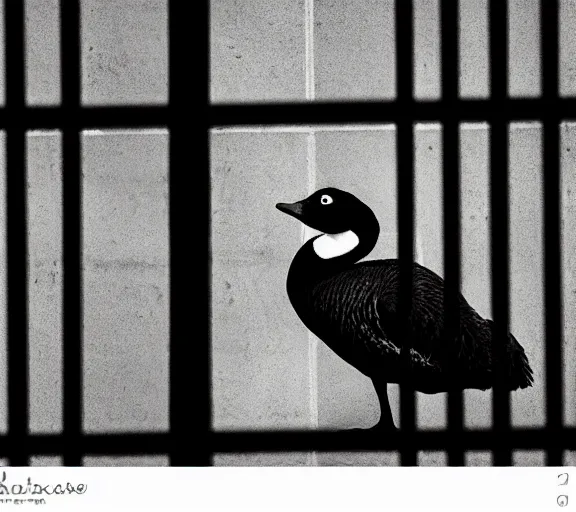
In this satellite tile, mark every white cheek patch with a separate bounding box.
[313,230,360,259]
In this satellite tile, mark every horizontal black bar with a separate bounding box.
[209,430,576,454]
[0,100,574,129]
[0,429,574,456]
[209,100,575,126]
[0,106,170,129]
[0,434,172,456]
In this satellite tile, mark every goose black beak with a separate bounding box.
[276,201,303,220]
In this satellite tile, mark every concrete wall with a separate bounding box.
[0,0,169,467]
[0,0,572,468]
[210,0,576,467]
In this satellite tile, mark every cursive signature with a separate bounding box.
[0,471,87,496]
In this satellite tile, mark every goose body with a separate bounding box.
[277,188,533,430]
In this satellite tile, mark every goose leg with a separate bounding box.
[371,377,398,431]
[341,378,398,433]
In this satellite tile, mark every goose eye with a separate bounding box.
[320,195,333,205]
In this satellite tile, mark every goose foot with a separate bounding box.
[341,422,398,434]
[371,422,399,433]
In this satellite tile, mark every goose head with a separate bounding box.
[276,188,380,260]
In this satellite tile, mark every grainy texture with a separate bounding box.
[25,0,60,105]
[414,0,441,100]
[30,456,62,466]
[314,0,395,100]
[214,453,311,467]
[509,0,541,97]
[418,451,447,466]
[561,123,576,428]
[82,132,169,433]
[561,0,576,96]
[210,132,312,466]
[509,124,545,431]
[28,132,63,434]
[415,125,446,430]
[82,456,169,467]
[512,450,546,466]
[564,450,576,465]
[465,451,493,466]
[0,132,5,435]
[460,125,493,430]
[0,0,571,468]
[0,0,5,105]
[459,0,489,98]
[210,124,571,466]
[317,451,400,467]
[313,129,398,466]
[210,0,306,103]
[82,0,168,105]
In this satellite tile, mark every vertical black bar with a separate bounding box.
[169,0,211,466]
[441,0,463,467]
[5,0,29,467]
[61,0,82,466]
[396,0,416,467]
[541,0,563,467]
[489,0,512,467]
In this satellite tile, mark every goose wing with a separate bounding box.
[308,260,489,380]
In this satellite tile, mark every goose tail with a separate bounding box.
[486,320,534,390]
[509,342,534,390]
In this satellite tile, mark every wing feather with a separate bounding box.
[307,260,490,383]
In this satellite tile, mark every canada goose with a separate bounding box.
[276,187,533,431]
